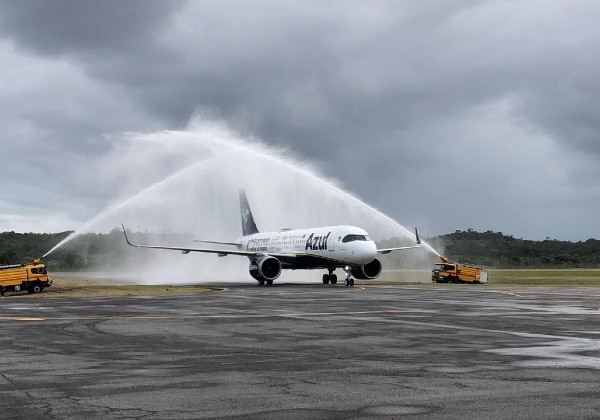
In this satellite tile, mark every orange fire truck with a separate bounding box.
[432,256,488,284]
[0,259,52,296]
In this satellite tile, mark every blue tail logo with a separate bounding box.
[240,189,259,236]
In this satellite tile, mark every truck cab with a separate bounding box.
[432,262,456,282]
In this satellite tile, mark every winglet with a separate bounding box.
[376,228,422,254]
[122,224,136,247]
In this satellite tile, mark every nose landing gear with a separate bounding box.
[343,266,354,287]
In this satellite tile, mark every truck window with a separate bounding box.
[31,266,47,275]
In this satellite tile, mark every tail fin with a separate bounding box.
[239,189,259,236]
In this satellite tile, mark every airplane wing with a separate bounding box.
[122,225,296,259]
[193,239,241,247]
[377,227,422,255]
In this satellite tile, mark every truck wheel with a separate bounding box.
[31,283,43,294]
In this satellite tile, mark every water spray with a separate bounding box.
[43,122,441,269]
[43,159,214,257]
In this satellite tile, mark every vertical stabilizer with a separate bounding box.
[239,189,259,236]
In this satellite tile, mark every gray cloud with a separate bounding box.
[0,0,599,240]
[0,0,186,55]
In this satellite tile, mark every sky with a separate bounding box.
[1,0,599,241]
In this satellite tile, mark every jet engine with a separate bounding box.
[249,256,282,281]
[350,258,382,280]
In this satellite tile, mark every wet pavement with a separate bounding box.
[1,283,600,419]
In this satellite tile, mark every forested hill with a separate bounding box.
[0,231,72,265]
[1,229,600,269]
[435,230,600,268]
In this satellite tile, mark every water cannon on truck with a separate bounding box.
[432,256,488,284]
[0,259,52,297]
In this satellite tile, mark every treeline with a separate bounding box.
[436,230,600,268]
[0,231,72,266]
[1,229,600,270]
[0,229,192,270]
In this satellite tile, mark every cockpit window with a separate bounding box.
[342,234,367,243]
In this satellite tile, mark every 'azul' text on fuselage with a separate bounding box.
[305,232,331,251]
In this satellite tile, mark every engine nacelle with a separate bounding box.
[249,256,282,281]
[350,258,382,280]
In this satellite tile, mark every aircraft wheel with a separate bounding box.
[266,280,273,286]
[322,274,329,285]
[349,278,354,287]
[258,280,265,286]
[330,275,337,284]
[0,288,4,297]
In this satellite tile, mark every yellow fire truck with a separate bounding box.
[432,256,488,284]
[0,259,52,296]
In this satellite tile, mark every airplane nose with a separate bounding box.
[368,241,377,258]
[356,241,377,264]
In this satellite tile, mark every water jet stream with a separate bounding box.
[43,159,213,257]
[43,123,440,277]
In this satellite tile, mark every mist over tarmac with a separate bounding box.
[49,118,438,284]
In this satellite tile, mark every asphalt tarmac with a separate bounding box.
[1,283,600,419]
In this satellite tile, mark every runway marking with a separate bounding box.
[462,311,570,316]
[8,317,46,321]
[488,290,523,297]
[0,308,437,322]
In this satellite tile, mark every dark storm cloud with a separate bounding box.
[0,0,187,56]
[1,0,599,239]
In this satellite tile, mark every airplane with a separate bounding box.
[123,189,421,286]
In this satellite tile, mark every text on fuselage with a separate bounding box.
[305,232,331,251]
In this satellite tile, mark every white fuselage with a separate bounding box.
[239,225,377,268]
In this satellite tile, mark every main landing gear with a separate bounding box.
[322,268,354,286]
[257,279,274,286]
[322,268,338,285]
